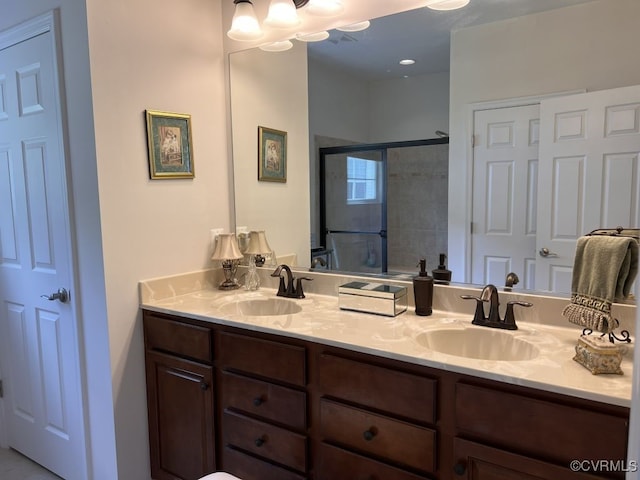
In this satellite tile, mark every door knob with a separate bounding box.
[538,247,558,257]
[41,288,69,303]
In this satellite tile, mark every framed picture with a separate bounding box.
[258,126,287,182]
[145,110,194,179]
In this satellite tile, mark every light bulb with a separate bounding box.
[264,0,301,28]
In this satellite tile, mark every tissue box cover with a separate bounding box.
[338,281,407,317]
[573,334,623,375]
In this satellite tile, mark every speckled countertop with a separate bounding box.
[140,268,635,408]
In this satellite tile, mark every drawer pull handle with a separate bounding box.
[199,381,209,391]
[254,436,266,447]
[362,428,377,441]
[253,396,265,407]
[453,462,467,475]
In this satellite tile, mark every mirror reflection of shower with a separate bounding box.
[318,138,449,276]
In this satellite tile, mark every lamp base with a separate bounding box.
[218,260,241,290]
[218,279,241,290]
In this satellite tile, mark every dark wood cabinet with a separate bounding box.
[142,309,630,480]
[145,350,215,480]
[452,438,604,480]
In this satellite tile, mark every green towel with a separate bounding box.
[562,235,638,333]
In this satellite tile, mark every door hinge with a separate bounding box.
[0,380,3,398]
[471,134,475,148]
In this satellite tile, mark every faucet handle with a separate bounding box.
[294,277,313,299]
[460,294,488,325]
[503,300,533,329]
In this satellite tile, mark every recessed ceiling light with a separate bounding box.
[296,31,330,42]
[336,21,371,32]
[399,59,416,65]
[426,0,470,11]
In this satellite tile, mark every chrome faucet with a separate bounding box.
[271,264,312,299]
[461,284,532,330]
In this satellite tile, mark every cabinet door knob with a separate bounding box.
[453,461,467,475]
[362,428,377,441]
[254,436,266,447]
[200,381,209,391]
[253,396,264,406]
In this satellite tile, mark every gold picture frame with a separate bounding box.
[145,110,194,179]
[258,126,287,183]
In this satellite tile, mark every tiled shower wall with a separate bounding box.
[387,143,449,274]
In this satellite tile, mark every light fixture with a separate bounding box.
[336,21,370,32]
[227,0,263,41]
[399,59,416,65]
[211,233,244,290]
[264,0,301,28]
[259,40,294,52]
[425,0,470,11]
[306,0,343,16]
[243,231,273,291]
[296,31,330,42]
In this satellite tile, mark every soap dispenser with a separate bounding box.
[413,258,433,316]
[432,253,452,284]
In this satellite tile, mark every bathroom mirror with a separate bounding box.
[230,0,639,295]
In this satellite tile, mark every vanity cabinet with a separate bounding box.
[142,310,630,480]
[217,332,308,480]
[143,312,216,480]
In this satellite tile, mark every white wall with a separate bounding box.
[230,42,310,266]
[448,0,640,283]
[369,72,450,143]
[85,0,229,477]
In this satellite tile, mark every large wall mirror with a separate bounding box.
[230,0,640,296]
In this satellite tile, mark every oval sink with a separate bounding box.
[219,298,302,316]
[415,328,539,361]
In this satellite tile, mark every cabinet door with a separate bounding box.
[453,438,603,480]
[146,351,215,480]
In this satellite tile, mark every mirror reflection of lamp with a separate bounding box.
[243,231,273,290]
[211,233,244,290]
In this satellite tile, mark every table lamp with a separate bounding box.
[243,230,273,290]
[211,233,244,290]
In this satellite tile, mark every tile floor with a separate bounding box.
[0,447,62,480]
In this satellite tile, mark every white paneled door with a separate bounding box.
[471,104,540,288]
[0,13,87,480]
[536,85,640,292]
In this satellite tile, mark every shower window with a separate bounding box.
[346,156,381,204]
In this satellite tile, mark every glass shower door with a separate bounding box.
[320,148,387,274]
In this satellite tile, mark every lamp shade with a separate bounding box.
[425,0,470,11]
[244,231,273,255]
[227,0,263,41]
[264,0,301,28]
[211,233,244,260]
[306,0,343,16]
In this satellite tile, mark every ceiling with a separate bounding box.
[307,0,597,81]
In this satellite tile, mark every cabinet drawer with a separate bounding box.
[219,332,306,386]
[317,443,429,480]
[318,354,436,424]
[144,312,212,363]
[223,410,307,472]
[456,383,628,464]
[319,399,436,473]
[221,371,306,430]
[223,446,306,480]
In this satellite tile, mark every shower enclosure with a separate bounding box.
[319,138,449,275]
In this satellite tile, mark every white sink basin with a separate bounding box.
[415,328,540,361]
[218,298,302,316]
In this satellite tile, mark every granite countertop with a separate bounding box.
[140,271,634,408]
